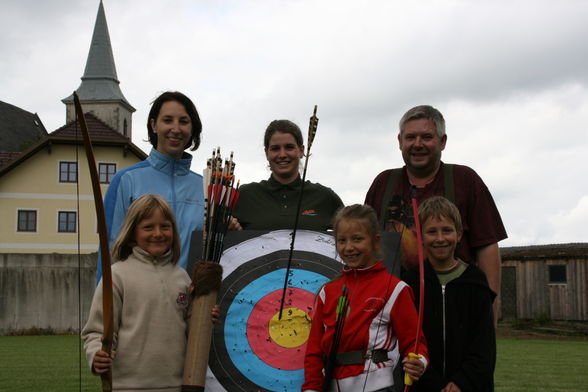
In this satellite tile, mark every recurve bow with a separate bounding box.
[73,92,114,392]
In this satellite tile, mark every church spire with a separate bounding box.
[63,1,135,138]
[81,0,120,86]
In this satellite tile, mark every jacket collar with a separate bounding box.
[342,260,385,275]
[132,245,173,266]
[147,148,193,176]
[421,258,495,296]
[267,174,302,191]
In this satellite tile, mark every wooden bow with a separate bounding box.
[73,92,114,392]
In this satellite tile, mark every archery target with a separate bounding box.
[205,230,342,392]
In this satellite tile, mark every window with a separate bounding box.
[99,163,117,184]
[17,210,37,232]
[59,161,77,183]
[58,211,77,233]
[548,265,567,284]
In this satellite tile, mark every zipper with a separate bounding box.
[171,160,177,206]
[442,284,446,376]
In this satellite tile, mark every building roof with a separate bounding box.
[61,1,134,111]
[0,112,147,177]
[0,101,48,153]
[51,112,132,142]
[0,152,21,168]
[501,243,588,260]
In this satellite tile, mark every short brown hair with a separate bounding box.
[147,91,202,152]
[418,196,462,233]
[263,119,304,150]
[399,105,445,137]
[111,194,181,264]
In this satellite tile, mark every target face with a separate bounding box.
[205,230,342,391]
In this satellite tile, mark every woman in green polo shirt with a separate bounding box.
[232,119,343,231]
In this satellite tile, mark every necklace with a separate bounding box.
[433,258,460,272]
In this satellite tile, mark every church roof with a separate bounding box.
[62,1,134,111]
[0,101,48,153]
[0,112,147,176]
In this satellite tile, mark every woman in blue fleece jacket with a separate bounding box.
[97,91,204,282]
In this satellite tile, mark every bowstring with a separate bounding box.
[74,109,83,392]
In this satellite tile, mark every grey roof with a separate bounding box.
[0,101,48,153]
[501,243,588,260]
[62,1,134,110]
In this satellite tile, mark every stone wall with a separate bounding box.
[0,253,96,334]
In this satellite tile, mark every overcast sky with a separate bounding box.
[2,0,587,247]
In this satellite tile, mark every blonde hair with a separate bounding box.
[332,204,377,238]
[111,194,181,264]
[332,204,383,259]
[418,196,463,233]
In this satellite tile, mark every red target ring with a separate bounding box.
[247,288,315,370]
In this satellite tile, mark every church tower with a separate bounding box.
[62,1,135,138]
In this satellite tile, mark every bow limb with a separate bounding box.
[73,92,114,392]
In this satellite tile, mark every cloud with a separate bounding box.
[2,0,588,247]
[547,196,588,244]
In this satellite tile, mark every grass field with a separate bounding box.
[1,335,587,391]
[0,335,100,391]
[495,338,588,391]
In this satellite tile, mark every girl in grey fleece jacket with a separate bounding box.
[82,194,218,392]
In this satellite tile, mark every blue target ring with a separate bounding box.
[224,268,325,390]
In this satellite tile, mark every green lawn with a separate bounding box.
[495,338,588,392]
[0,335,586,391]
[0,335,100,391]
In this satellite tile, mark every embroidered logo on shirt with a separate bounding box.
[364,297,385,312]
[176,292,189,307]
[301,209,317,216]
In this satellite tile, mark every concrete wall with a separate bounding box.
[0,253,96,334]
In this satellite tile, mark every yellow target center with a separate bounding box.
[268,307,311,348]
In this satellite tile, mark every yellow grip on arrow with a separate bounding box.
[404,352,423,386]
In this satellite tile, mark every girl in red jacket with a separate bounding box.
[303,204,428,392]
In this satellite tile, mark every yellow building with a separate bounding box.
[0,113,146,253]
[0,1,147,254]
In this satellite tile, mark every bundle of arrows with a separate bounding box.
[323,284,349,391]
[201,147,240,263]
[182,147,239,392]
